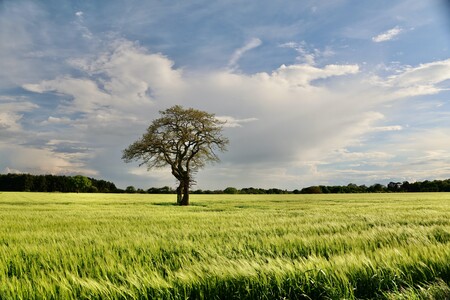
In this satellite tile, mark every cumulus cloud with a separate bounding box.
[23,40,185,120]
[372,26,403,42]
[16,40,189,179]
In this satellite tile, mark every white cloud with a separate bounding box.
[271,63,359,87]
[388,59,450,87]
[3,167,22,174]
[25,76,111,113]
[306,126,450,186]
[0,144,98,176]
[46,139,82,146]
[382,129,450,181]
[23,39,185,122]
[372,26,403,42]
[228,38,262,70]
[0,113,23,131]
[74,10,93,40]
[42,116,73,125]
[0,100,38,132]
[15,40,189,179]
[279,41,334,65]
[373,59,450,98]
[331,148,395,162]
[370,125,403,132]
[216,116,258,128]
[128,167,173,180]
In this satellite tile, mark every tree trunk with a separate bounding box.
[180,178,190,206]
[176,182,183,205]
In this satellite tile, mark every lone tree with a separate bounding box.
[122,105,229,205]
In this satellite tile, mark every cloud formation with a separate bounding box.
[372,26,403,42]
[16,38,449,188]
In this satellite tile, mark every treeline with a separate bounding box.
[127,186,290,194]
[3,173,450,194]
[0,174,117,193]
[142,180,450,194]
[298,180,450,194]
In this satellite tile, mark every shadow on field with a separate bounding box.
[152,202,178,206]
[152,202,208,207]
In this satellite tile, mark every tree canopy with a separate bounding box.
[122,105,229,205]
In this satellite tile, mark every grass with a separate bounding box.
[0,192,449,299]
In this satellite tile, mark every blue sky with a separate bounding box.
[1,0,450,189]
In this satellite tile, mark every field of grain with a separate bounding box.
[0,192,449,299]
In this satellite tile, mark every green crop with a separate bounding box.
[0,193,449,299]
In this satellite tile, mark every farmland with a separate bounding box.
[0,193,449,299]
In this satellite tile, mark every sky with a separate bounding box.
[1,0,450,190]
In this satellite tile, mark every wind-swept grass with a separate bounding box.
[0,193,449,299]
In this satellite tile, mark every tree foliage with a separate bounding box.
[122,105,229,205]
[70,175,92,193]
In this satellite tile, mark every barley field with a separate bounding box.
[0,192,449,299]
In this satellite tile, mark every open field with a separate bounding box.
[0,192,449,299]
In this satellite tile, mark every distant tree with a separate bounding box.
[224,187,238,194]
[245,187,269,194]
[125,186,137,193]
[70,175,92,193]
[441,180,450,192]
[90,178,117,193]
[369,183,385,193]
[267,188,286,194]
[123,105,229,205]
[147,186,174,194]
[421,180,439,192]
[301,186,322,194]
[319,185,330,193]
[387,182,402,192]
[409,181,422,192]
